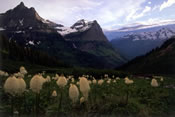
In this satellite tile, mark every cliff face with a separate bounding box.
[0,2,125,68]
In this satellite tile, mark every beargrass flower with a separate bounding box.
[4,76,19,96]
[30,75,44,93]
[79,77,90,100]
[52,90,57,97]
[56,75,67,88]
[20,66,27,75]
[151,78,159,87]
[16,77,26,95]
[98,79,104,85]
[69,84,79,103]
[80,97,85,104]
[125,78,134,84]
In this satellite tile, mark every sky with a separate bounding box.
[1,0,175,30]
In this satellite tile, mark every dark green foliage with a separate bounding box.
[118,37,175,74]
[0,33,69,73]
[111,38,165,60]
[4,30,116,69]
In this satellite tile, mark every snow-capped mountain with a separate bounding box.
[105,21,175,41]
[55,19,125,66]
[0,2,125,68]
[55,19,93,36]
[123,27,175,41]
[56,19,94,36]
[115,20,175,32]
[55,19,105,40]
[109,23,175,60]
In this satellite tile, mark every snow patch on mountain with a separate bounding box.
[15,31,25,33]
[19,19,24,26]
[56,19,94,36]
[37,41,41,45]
[29,27,32,30]
[28,40,34,45]
[56,26,78,36]
[0,27,5,31]
[113,20,175,32]
[122,28,175,41]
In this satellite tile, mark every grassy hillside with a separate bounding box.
[118,37,175,74]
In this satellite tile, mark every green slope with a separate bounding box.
[118,37,175,74]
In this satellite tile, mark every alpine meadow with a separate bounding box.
[0,0,175,117]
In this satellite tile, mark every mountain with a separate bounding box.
[118,37,175,74]
[105,21,175,41]
[0,2,57,30]
[57,19,108,42]
[0,33,69,73]
[107,22,175,60]
[56,19,125,67]
[0,2,125,68]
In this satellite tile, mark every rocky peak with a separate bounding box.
[71,19,94,29]
[17,2,25,8]
[61,19,108,42]
[0,2,53,29]
[12,2,28,12]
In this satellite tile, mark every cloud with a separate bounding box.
[138,18,161,25]
[143,6,151,13]
[136,18,175,26]
[28,0,102,26]
[126,6,151,21]
[23,0,146,27]
[0,0,147,29]
[160,0,175,11]
[96,0,146,27]
[148,2,151,5]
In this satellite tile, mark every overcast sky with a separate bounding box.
[1,0,175,29]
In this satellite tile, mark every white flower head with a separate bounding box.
[125,78,134,85]
[71,78,75,83]
[79,77,90,100]
[107,80,111,84]
[46,76,51,82]
[69,84,79,103]
[80,97,85,104]
[151,78,159,87]
[0,70,5,76]
[116,77,120,80]
[16,77,26,95]
[14,72,24,78]
[4,76,19,96]
[20,66,27,75]
[56,75,67,88]
[98,79,104,85]
[52,90,57,97]
[30,75,45,93]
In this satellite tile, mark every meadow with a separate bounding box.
[0,67,175,117]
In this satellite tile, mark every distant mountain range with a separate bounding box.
[105,21,175,60]
[118,37,175,74]
[0,2,125,69]
[105,21,175,40]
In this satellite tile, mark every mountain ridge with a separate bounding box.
[0,2,125,68]
[118,37,175,74]
[108,22,175,60]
